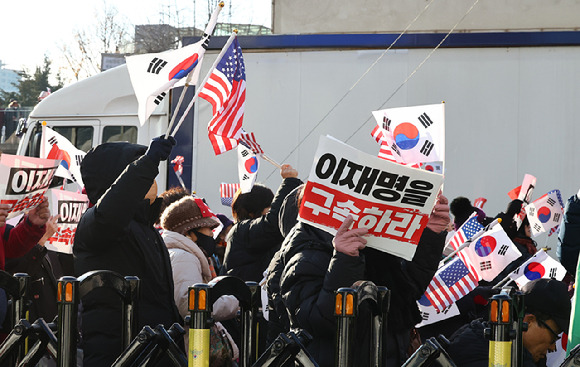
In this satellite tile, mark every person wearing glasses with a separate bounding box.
[446,278,570,366]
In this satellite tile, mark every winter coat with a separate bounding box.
[0,216,45,270]
[278,222,446,367]
[558,194,580,275]
[5,244,73,322]
[74,143,182,367]
[162,230,239,320]
[447,319,537,367]
[221,177,302,282]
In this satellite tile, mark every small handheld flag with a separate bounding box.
[171,155,186,190]
[220,183,240,207]
[238,142,259,193]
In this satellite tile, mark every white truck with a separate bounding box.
[14,33,580,236]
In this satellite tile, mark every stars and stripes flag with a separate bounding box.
[509,250,567,288]
[239,130,264,155]
[473,197,487,209]
[371,103,445,165]
[200,37,246,155]
[446,213,484,278]
[425,257,479,313]
[171,155,184,176]
[220,183,240,207]
[525,190,565,237]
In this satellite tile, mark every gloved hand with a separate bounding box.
[145,136,176,162]
[426,194,450,233]
[333,215,368,257]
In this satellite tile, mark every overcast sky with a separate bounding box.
[1,0,271,76]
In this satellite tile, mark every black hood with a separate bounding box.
[278,184,303,237]
[81,142,147,204]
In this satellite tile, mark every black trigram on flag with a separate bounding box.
[382,116,392,131]
[242,174,249,180]
[418,113,434,128]
[75,155,83,166]
[498,245,509,256]
[421,312,429,321]
[147,58,168,74]
[48,136,58,146]
[480,261,492,271]
[241,150,249,157]
[420,140,434,156]
[391,143,400,155]
[547,197,556,206]
[549,267,557,278]
[533,223,542,233]
[553,213,561,222]
[154,92,167,106]
[201,33,211,49]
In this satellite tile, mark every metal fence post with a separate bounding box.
[334,287,356,367]
[241,281,259,367]
[56,276,79,367]
[123,276,140,350]
[188,283,211,366]
[486,293,513,367]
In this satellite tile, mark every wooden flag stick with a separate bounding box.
[164,2,224,138]
[261,154,282,169]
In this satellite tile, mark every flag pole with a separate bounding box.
[170,30,238,138]
[440,218,502,266]
[261,154,282,169]
[491,249,547,290]
[176,174,187,191]
[164,2,224,138]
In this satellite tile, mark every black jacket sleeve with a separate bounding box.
[558,194,580,275]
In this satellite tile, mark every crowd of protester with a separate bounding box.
[0,135,578,367]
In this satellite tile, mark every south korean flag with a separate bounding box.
[372,103,445,165]
[238,141,260,194]
[525,190,565,237]
[415,294,460,328]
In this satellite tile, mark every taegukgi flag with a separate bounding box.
[0,154,60,219]
[298,135,444,261]
[238,141,259,193]
[509,250,566,288]
[461,223,522,282]
[415,293,460,328]
[372,103,445,165]
[45,189,89,254]
[40,125,85,187]
[126,4,221,125]
[525,190,565,237]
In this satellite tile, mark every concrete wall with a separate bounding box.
[272,0,580,34]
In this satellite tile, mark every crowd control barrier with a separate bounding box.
[500,286,526,367]
[401,335,457,367]
[187,276,260,367]
[485,291,514,366]
[252,329,318,367]
[334,281,390,367]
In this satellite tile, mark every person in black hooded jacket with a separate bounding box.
[74,137,182,367]
[278,195,450,367]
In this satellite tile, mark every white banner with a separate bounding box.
[44,189,89,254]
[298,135,444,260]
[0,154,60,219]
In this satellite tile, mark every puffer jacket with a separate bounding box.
[74,143,182,367]
[558,194,580,275]
[279,223,446,367]
[162,230,238,321]
[221,177,302,282]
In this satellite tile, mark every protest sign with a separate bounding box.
[44,189,89,254]
[298,135,444,260]
[0,154,60,219]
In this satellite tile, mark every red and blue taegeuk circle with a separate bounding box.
[245,157,259,173]
[474,235,497,257]
[393,122,420,150]
[537,206,552,223]
[524,262,545,280]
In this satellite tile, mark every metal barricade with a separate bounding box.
[334,281,391,367]
[401,335,457,367]
[485,291,514,366]
[0,271,31,366]
[252,329,318,367]
[187,276,260,367]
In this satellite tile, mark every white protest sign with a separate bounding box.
[44,189,89,254]
[0,154,60,219]
[298,135,444,260]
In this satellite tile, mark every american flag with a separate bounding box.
[171,155,184,176]
[200,37,246,155]
[425,257,479,312]
[473,197,487,209]
[239,131,264,155]
[447,213,483,279]
[220,183,241,207]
